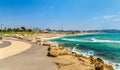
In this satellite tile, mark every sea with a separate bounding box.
[50,33,120,70]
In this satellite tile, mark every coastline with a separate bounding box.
[64,46,119,70]
[11,33,115,70]
[42,32,100,41]
[46,33,119,70]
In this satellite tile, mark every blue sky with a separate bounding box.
[0,0,120,30]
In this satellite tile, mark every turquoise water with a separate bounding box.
[50,33,120,69]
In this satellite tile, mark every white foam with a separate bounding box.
[65,47,120,70]
[41,36,61,41]
[104,60,120,70]
[112,63,120,70]
[90,38,120,43]
[61,38,120,43]
[72,47,76,52]
[61,38,85,42]
[66,46,94,57]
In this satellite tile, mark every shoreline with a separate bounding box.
[47,33,119,70]
[12,33,115,70]
[65,46,119,70]
[42,32,100,41]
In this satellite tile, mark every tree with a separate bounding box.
[46,28,51,31]
[20,27,26,31]
[7,28,12,32]
[15,28,20,32]
[27,28,32,32]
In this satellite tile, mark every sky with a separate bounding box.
[0,0,120,30]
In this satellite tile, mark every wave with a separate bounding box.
[61,38,120,43]
[90,38,120,43]
[66,46,120,70]
[66,46,94,57]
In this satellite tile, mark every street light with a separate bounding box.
[0,24,4,40]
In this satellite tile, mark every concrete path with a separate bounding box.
[0,40,31,60]
[0,41,11,48]
[0,37,58,70]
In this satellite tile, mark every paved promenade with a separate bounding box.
[0,37,58,70]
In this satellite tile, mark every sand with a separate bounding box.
[0,40,31,60]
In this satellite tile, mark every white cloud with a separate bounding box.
[92,15,120,22]
[103,15,120,22]
[103,15,115,19]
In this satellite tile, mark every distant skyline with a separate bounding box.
[0,0,120,30]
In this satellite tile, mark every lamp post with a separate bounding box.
[0,24,4,40]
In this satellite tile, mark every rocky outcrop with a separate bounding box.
[89,55,114,70]
[104,64,114,70]
[54,55,78,67]
[54,55,94,70]
[48,45,72,57]
[47,44,114,70]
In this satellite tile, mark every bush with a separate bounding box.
[0,37,2,40]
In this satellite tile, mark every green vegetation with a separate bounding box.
[0,37,2,40]
[0,27,41,34]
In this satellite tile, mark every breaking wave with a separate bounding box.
[61,38,120,43]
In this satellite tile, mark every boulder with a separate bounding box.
[59,62,94,70]
[72,52,82,57]
[48,48,72,57]
[42,42,51,46]
[54,55,78,67]
[104,64,114,70]
[54,55,94,70]
[95,62,104,70]
[48,45,72,57]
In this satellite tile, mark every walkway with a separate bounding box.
[0,37,58,70]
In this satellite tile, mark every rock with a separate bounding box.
[89,56,104,65]
[89,55,96,64]
[78,55,90,64]
[42,42,51,46]
[35,42,41,45]
[96,58,104,64]
[104,64,114,70]
[60,49,72,55]
[94,58,113,70]
[116,64,119,67]
[72,52,82,57]
[48,49,61,57]
[48,45,72,57]
[54,55,78,67]
[48,48,72,57]
[31,39,37,42]
[47,43,114,70]
[95,62,104,70]
[55,55,94,70]
[50,43,59,47]
[59,62,94,70]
